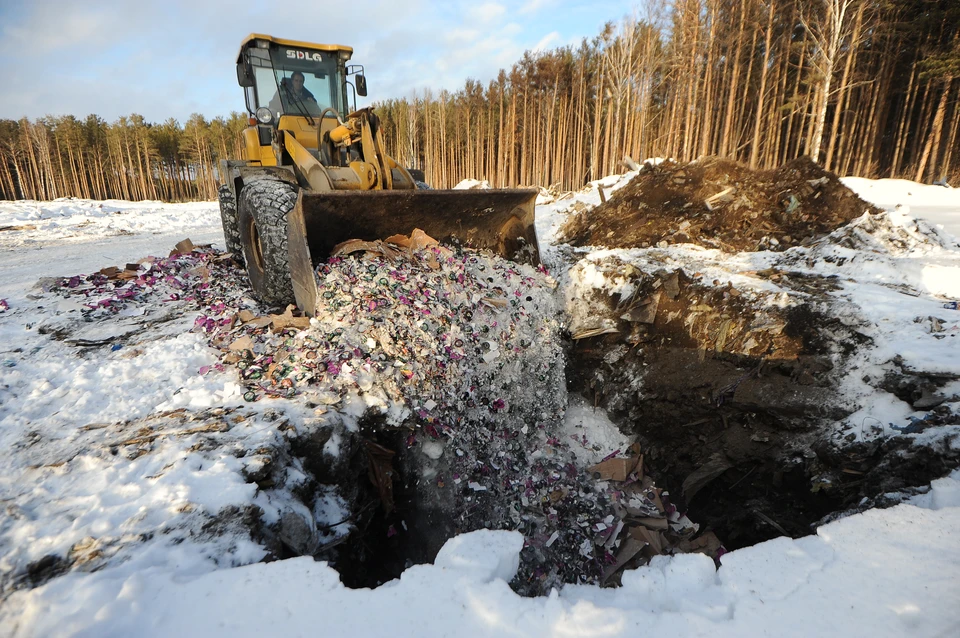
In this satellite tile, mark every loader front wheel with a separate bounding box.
[217,184,243,264]
[238,179,298,307]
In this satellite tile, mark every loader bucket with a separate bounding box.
[287,188,540,315]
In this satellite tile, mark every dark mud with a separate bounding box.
[565,261,960,552]
[560,157,881,252]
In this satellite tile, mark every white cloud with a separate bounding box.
[0,0,639,122]
[0,7,112,55]
[532,31,561,53]
[443,28,483,45]
[519,0,555,15]
[467,2,507,24]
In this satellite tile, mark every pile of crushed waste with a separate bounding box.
[559,157,880,251]
[30,235,727,595]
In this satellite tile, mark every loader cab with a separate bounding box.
[235,34,361,165]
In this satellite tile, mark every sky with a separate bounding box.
[0,0,640,124]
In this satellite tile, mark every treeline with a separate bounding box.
[378,0,960,189]
[0,114,247,201]
[2,0,958,202]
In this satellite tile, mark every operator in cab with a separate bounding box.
[269,71,319,116]
[286,71,315,102]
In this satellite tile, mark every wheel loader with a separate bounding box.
[219,34,540,315]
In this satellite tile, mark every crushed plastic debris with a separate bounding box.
[38,236,724,595]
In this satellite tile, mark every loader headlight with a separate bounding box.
[255,107,273,125]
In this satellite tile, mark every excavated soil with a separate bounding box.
[560,157,881,251]
[565,260,960,548]
[559,158,958,550]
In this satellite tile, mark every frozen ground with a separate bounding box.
[1,178,959,636]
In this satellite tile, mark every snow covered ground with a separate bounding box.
[1,178,959,637]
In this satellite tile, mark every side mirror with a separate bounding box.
[237,63,254,88]
[355,74,368,97]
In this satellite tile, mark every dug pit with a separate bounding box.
[557,156,959,553]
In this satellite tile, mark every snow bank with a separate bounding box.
[4,472,959,637]
[841,177,960,240]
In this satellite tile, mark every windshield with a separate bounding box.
[253,45,343,119]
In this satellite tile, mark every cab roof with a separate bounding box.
[236,34,353,62]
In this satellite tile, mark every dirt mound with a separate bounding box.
[560,157,881,251]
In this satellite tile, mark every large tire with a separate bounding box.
[217,184,243,263]
[237,179,298,307]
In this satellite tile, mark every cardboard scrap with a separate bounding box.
[237,309,257,323]
[588,456,641,482]
[189,265,211,281]
[247,316,274,329]
[601,537,646,584]
[409,228,439,250]
[662,271,680,299]
[333,231,442,260]
[621,291,661,324]
[628,525,665,554]
[384,229,441,256]
[271,305,311,331]
[632,516,669,531]
[677,531,722,557]
[172,238,196,255]
[332,239,397,258]
[481,297,509,309]
[229,335,254,351]
[384,233,412,248]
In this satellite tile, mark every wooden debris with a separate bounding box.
[705,186,736,210]
[365,440,397,514]
[714,318,733,352]
[572,326,619,340]
[682,453,733,503]
[107,421,229,448]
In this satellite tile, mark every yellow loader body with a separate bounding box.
[219,34,540,309]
